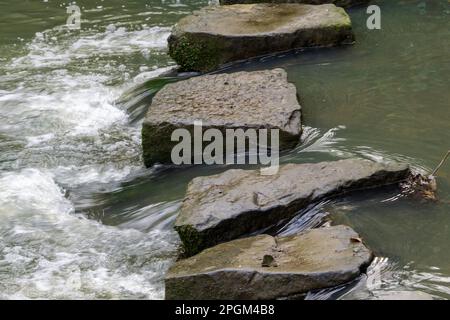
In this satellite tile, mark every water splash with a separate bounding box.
[0,18,180,299]
[0,169,178,299]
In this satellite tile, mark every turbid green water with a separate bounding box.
[0,0,449,299]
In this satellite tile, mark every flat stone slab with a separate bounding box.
[142,69,302,167]
[220,0,369,8]
[176,159,411,256]
[165,225,373,299]
[168,4,354,72]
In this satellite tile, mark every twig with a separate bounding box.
[431,150,450,176]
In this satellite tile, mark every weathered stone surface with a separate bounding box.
[220,0,370,9]
[142,69,302,167]
[176,159,411,256]
[168,4,354,72]
[165,225,373,299]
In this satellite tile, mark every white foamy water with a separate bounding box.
[0,21,174,175]
[1,22,171,127]
[1,72,127,138]
[0,18,180,299]
[0,169,178,299]
[295,125,353,157]
[51,164,142,187]
[132,65,177,84]
[9,25,171,70]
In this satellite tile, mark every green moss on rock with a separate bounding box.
[174,224,205,257]
[168,34,222,72]
[167,4,355,72]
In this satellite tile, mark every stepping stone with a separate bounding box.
[175,159,410,256]
[168,4,354,72]
[219,0,369,8]
[142,68,302,167]
[165,225,373,299]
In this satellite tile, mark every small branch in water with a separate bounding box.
[431,150,450,177]
[400,150,449,201]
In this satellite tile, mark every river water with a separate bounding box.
[0,0,448,299]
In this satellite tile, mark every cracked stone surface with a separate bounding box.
[165,225,373,299]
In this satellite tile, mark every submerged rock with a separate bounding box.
[220,0,369,8]
[175,159,411,256]
[165,225,373,299]
[168,4,354,72]
[142,69,302,167]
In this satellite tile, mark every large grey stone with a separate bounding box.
[142,69,302,167]
[220,0,370,8]
[168,4,354,72]
[165,225,373,299]
[176,159,411,256]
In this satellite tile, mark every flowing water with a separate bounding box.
[0,0,448,299]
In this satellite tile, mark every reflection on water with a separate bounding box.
[0,0,449,299]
